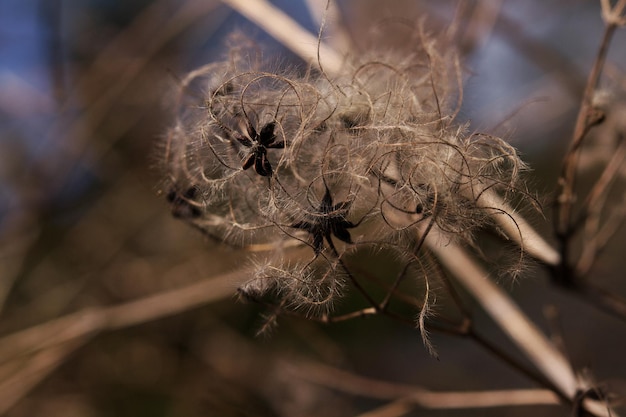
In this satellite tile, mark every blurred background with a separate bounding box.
[1,0,625,416]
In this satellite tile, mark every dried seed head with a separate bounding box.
[161,27,529,328]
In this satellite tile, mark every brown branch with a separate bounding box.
[287,359,560,410]
[0,269,245,364]
[220,0,344,74]
[0,341,83,415]
[556,4,623,251]
[576,136,626,275]
[424,227,616,416]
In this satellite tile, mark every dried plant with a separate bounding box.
[2,1,626,416]
[162,26,530,327]
[157,1,626,415]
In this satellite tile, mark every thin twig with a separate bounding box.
[303,0,352,55]
[0,269,246,363]
[422,226,577,397]
[220,0,344,74]
[0,341,84,415]
[288,359,560,409]
[576,136,626,275]
[422,225,616,416]
[354,387,561,417]
[556,4,623,246]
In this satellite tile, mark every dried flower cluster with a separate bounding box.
[161,30,527,322]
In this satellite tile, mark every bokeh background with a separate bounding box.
[1,0,625,416]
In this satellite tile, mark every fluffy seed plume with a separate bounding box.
[160,27,529,338]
